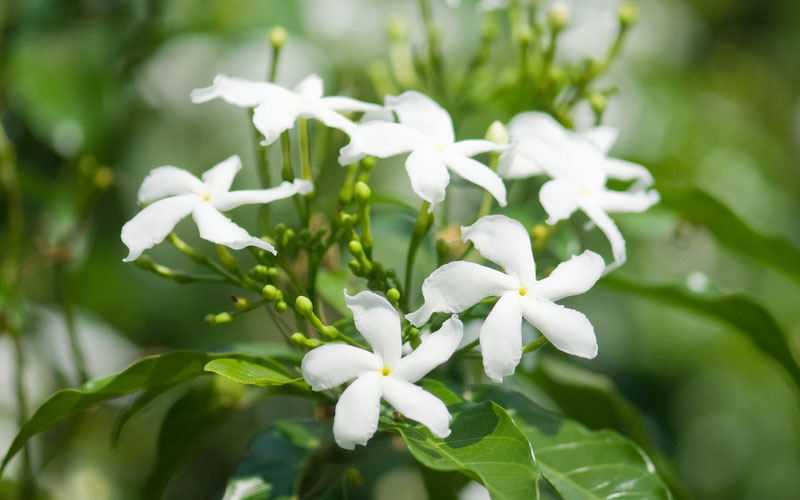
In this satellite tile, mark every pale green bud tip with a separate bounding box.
[275,301,288,313]
[269,26,288,48]
[234,297,250,311]
[387,15,408,42]
[387,288,400,304]
[485,120,509,145]
[362,156,376,169]
[618,2,639,27]
[589,93,607,114]
[295,296,314,315]
[291,332,306,345]
[354,182,371,203]
[408,327,420,338]
[205,312,232,325]
[348,240,364,255]
[262,284,279,300]
[548,2,570,31]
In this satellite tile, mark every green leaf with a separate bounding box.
[0,350,285,473]
[384,400,540,500]
[111,384,173,444]
[602,275,800,388]
[660,186,800,284]
[476,387,671,500]
[221,476,272,500]
[204,358,303,387]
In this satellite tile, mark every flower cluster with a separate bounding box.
[121,69,657,449]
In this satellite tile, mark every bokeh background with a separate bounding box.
[1,0,799,498]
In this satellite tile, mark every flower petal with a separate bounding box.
[320,96,381,113]
[534,250,604,301]
[539,179,580,224]
[333,371,383,450]
[596,188,660,214]
[293,74,323,100]
[344,290,402,367]
[385,91,454,144]
[252,98,301,145]
[442,153,507,207]
[338,122,428,165]
[121,195,197,262]
[406,148,450,209]
[581,126,619,153]
[480,291,523,382]
[137,166,204,204]
[301,344,382,391]
[507,111,567,145]
[382,377,452,438]
[449,139,506,157]
[212,179,313,211]
[393,315,464,383]
[460,215,534,284]
[497,145,545,179]
[201,155,242,195]
[406,261,518,326]
[304,104,358,135]
[520,298,597,359]
[602,158,655,189]
[190,75,290,107]
[191,202,275,254]
[579,201,626,272]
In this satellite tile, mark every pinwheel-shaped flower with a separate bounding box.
[406,215,604,382]
[121,155,312,262]
[499,111,659,271]
[302,290,463,450]
[191,74,380,145]
[339,91,507,212]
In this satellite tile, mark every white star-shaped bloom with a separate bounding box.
[498,111,659,271]
[339,91,507,212]
[191,74,380,145]
[302,290,463,450]
[121,155,312,262]
[406,215,604,382]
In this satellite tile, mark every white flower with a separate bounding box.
[498,111,659,271]
[339,91,507,212]
[191,74,380,145]
[302,290,463,450]
[406,215,604,382]
[121,155,312,262]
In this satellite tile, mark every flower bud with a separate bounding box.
[205,312,232,326]
[291,332,307,346]
[275,300,288,313]
[348,240,364,256]
[354,182,371,204]
[532,224,549,239]
[588,93,607,115]
[253,264,269,277]
[618,2,639,28]
[348,259,361,274]
[387,288,401,305]
[295,296,314,316]
[362,156,376,171]
[387,15,408,42]
[93,167,113,190]
[269,26,288,48]
[233,297,250,311]
[548,2,570,32]
[485,120,509,145]
[436,238,450,262]
[339,213,355,229]
[262,284,279,301]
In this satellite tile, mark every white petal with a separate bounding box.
[121,195,196,262]
[480,291,523,382]
[137,166,204,204]
[513,135,573,179]
[460,215,534,284]
[201,155,242,195]
[497,145,545,179]
[190,75,290,107]
[191,202,275,253]
[507,111,567,145]
[602,158,654,189]
[449,139,506,157]
[581,126,619,153]
[539,179,580,224]
[252,99,301,145]
[212,179,313,211]
[301,344,381,391]
[393,316,464,383]
[338,121,428,165]
[385,91,454,144]
[320,96,381,113]
[579,201,626,271]
[534,250,604,301]
[344,290,402,367]
[406,148,450,209]
[595,188,660,214]
[293,74,323,100]
[406,261,518,326]
[304,104,358,135]
[442,153,507,207]
[382,377,452,438]
[520,298,597,358]
[333,372,383,450]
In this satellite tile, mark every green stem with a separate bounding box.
[403,202,433,311]
[56,264,88,384]
[11,332,34,498]
[477,152,500,219]
[250,109,271,233]
[298,118,313,184]
[167,233,258,290]
[0,122,22,286]
[522,336,550,354]
[418,0,443,91]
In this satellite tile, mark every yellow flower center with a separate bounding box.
[202,193,211,201]
[518,287,527,296]
[434,144,447,151]
[380,366,392,376]
[579,186,592,196]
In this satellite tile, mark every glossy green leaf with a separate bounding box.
[111,384,173,444]
[602,275,800,387]
[476,387,671,500]
[221,476,272,500]
[204,358,302,387]
[660,186,800,284]
[384,400,540,500]
[0,350,281,473]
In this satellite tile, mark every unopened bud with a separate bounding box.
[348,240,364,256]
[291,332,307,345]
[354,182,371,204]
[588,93,607,115]
[485,121,509,145]
[436,238,450,261]
[205,312,232,326]
[233,297,250,311]
[618,2,639,28]
[275,301,288,313]
[93,167,113,190]
[295,296,314,315]
[269,26,288,48]
[362,156,376,170]
[253,264,269,277]
[387,15,408,42]
[548,2,570,32]
[262,284,280,301]
[532,224,549,239]
[387,288,401,305]
[348,259,361,274]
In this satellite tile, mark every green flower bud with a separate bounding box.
[354,182,371,204]
[262,284,279,301]
[253,264,269,277]
[362,156,376,170]
[485,120,509,145]
[205,312,232,326]
[387,15,408,42]
[291,332,307,345]
[93,167,113,190]
[340,213,355,228]
[305,338,322,348]
[267,267,280,280]
[387,288,401,305]
[618,2,639,28]
[134,255,154,270]
[348,259,361,274]
[275,301,288,313]
[348,240,364,256]
[269,26,288,48]
[295,296,314,315]
[408,327,420,339]
[233,297,250,311]
[547,2,570,32]
[588,93,608,115]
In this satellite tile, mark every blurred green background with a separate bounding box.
[1,0,799,498]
